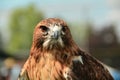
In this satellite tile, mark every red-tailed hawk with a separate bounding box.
[18,18,113,80]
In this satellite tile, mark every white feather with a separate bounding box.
[73,56,84,64]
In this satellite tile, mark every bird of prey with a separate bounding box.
[18,18,113,80]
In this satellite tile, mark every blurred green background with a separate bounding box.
[0,0,120,80]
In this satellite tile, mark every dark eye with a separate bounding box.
[62,26,66,32]
[40,26,49,32]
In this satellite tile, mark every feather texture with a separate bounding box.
[18,18,113,80]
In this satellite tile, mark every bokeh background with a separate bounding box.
[0,0,120,80]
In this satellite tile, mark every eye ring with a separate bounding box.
[40,26,49,32]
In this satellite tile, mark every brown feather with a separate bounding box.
[18,18,113,80]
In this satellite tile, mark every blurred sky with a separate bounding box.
[0,0,120,40]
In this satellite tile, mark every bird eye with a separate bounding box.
[40,26,49,32]
[62,26,66,32]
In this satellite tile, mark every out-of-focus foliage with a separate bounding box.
[69,23,90,50]
[88,25,120,69]
[7,5,44,54]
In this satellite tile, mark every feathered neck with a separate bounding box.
[30,39,81,65]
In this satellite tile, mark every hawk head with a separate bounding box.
[32,18,73,51]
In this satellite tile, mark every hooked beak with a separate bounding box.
[51,31,60,40]
[43,25,64,48]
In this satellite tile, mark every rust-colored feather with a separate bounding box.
[18,18,113,80]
